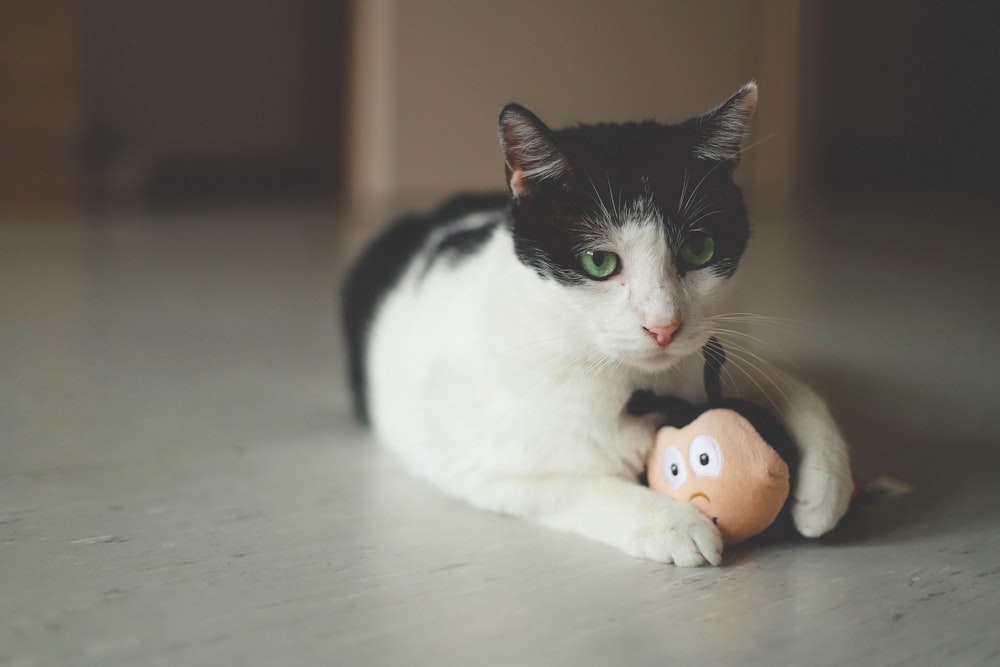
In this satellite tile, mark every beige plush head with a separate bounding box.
[646,408,790,544]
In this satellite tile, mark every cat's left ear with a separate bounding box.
[693,82,758,162]
[498,103,572,199]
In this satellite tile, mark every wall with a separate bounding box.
[347,0,811,202]
[0,1,84,213]
[811,0,1000,200]
[85,0,346,201]
[88,0,316,156]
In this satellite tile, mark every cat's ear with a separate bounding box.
[498,104,572,198]
[692,82,758,162]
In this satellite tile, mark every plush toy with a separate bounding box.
[627,338,798,545]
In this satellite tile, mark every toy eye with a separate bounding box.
[689,434,723,478]
[661,445,688,490]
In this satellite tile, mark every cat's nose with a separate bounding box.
[643,323,680,347]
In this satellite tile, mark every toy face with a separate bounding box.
[646,409,790,544]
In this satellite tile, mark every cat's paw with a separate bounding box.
[624,501,723,566]
[791,455,854,538]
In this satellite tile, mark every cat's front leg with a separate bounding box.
[464,475,723,566]
[778,377,854,537]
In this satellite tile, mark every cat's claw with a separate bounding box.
[791,458,854,538]
[624,503,723,566]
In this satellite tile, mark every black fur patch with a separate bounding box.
[341,193,507,423]
[419,216,502,280]
[435,222,498,259]
[508,119,749,285]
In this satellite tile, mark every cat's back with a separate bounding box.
[341,193,509,423]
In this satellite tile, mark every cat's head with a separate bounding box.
[498,83,757,372]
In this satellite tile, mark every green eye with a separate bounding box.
[678,233,716,269]
[579,250,620,280]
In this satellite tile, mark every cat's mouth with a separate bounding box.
[633,338,698,369]
[646,331,707,363]
[610,331,703,372]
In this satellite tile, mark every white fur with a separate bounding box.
[365,206,852,566]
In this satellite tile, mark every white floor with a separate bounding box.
[2,199,998,666]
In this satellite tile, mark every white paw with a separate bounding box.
[624,501,723,566]
[792,456,854,538]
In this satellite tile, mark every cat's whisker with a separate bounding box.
[681,160,727,217]
[713,315,850,361]
[585,353,612,376]
[711,340,792,418]
[734,132,776,157]
[708,313,812,337]
[719,358,740,396]
[677,166,690,215]
[716,350,787,421]
[538,343,613,380]
[686,209,734,230]
[685,226,713,238]
[701,341,739,397]
[604,167,620,221]
[710,314,852,379]
[583,170,613,223]
[710,312,804,325]
[713,335,795,393]
[683,196,716,224]
[709,327,787,367]
[704,329,784,396]
[709,326,800,369]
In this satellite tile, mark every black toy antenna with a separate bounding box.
[625,390,698,428]
[702,336,726,403]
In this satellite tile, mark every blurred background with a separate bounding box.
[3,0,999,470]
[2,0,997,213]
[2,0,998,458]
[4,3,1000,664]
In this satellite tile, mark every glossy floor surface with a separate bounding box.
[2,199,998,666]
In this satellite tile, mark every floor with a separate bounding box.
[2,198,998,666]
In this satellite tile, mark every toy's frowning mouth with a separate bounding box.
[689,492,710,503]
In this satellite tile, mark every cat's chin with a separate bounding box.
[625,339,706,373]
[627,351,684,373]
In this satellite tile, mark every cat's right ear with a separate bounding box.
[498,104,571,199]
[692,82,758,163]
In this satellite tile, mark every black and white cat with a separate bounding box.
[343,83,853,566]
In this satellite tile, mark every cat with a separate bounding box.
[342,83,854,566]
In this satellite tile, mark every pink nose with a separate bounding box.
[643,323,680,347]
